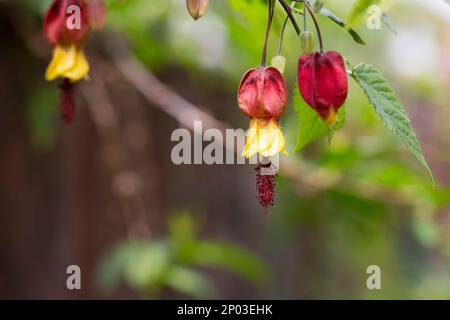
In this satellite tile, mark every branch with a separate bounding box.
[278,0,301,35]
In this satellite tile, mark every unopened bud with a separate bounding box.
[186,0,209,21]
[297,51,348,124]
[300,31,315,55]
[271,55,286,74]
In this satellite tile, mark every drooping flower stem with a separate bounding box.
[261,0,276,67]
[303,1,324,53]
[303,0,307,31]
[278,16,289,55]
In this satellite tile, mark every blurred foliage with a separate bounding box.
[98,212,269,298]
[25,85,58,151]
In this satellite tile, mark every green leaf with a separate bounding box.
[97,241,136,290]
[97,240,171,291]
[348,0,380,27]
[189,241,270,285]
[123,241,170,288]
[164,266,214,299]
[294,90,346,151]
[294,92,327,151]
[319,7,366,45]
[350,63,433,182]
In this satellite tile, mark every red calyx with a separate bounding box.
[297,51,348,123]
[237,67,287,120]
[44,0,90,46]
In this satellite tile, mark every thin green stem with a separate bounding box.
[278,0,301,35]
[278,16,289,55]
[303,0,307,30]
[304,1,323,53]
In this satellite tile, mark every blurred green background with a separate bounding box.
[0,0,450,299]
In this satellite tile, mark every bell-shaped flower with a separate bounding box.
[297,51,348,124]
[237,67,288,158]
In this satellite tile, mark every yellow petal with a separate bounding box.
[326,108,337,125]
[265,120,288,156]
[242,118,287,158]
[62,48,90,82]
[45,45,77,81]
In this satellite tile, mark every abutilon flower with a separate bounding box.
[43,0,105,122]
[238,66,287,212]
[237,66,287,158]
[235,0,287,211]
[186,0,209,21]
[297,51,348,124]
[44,0,90,82]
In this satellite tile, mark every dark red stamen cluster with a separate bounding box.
[255,162,277,211]
[59,79,76,123]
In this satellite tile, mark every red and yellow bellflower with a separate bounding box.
[44,0,90,82]
[237,66,288,158]
[43,0,105,122]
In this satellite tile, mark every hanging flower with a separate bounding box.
[44,0,91,82]
[297,51,348,124]
[43,0,105,122]
[237,66,288,159]
[236,0,284,211]
[186,0,209,21]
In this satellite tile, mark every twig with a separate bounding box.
[278,0,301,35]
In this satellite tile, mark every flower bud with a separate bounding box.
[44,0,90,46]
[186,0,209,21]
[271,55,286,74]
[237,67,287,120]
[297,51,348,124]
[300,31,315,55]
